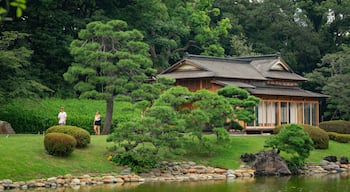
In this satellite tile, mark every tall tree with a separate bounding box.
[0,0,26,22]
[321,0,350,53]
[217,0,322,73]
[64,20,156,134]
[1,0,99,97]
[305,45,350,120]
[229,34,256,56]
[295,0,350,54]
[108,0,232,69]
[0,31,51,104]
[294,0,327,33]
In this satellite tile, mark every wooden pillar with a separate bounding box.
[316,101,320,126]
[277,101,281,126]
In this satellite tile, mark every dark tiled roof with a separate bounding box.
[212,80,256,88]
[159,54,306,81]
[158,54,328,98]
[263,71,307,81]
[161,71,215,79]
[247,86,329,98]
[186,58,267,80]
[249,59,306,81]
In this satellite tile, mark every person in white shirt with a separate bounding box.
[58,107,67,125]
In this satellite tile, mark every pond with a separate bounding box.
[15,173,350,192]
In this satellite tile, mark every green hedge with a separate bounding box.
[44,133,77,156]
[0,104,56,134]
[46,125,91,148]
[319,120,350,134]
[328,132,350,143]
[274,124,329,149]
[0,98,140,134]
[302,124,329,149]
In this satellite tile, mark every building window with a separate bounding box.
[249,100,318,128]
[297,103,303,124]
[281,102,288,124]
[202,79,211,89]
[304,103,311,125]
[311,103,317,126]
[289,103,297,124]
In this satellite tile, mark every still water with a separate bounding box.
[18,173,350,192]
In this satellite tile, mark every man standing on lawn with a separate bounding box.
[58,107,67,125]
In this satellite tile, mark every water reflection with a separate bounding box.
[12,173,350,192]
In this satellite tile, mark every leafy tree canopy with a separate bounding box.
[217,86,260,123]
[0,31,52,103]
[306,45,350,120]
[0,0,26,22]
[265,124,314,167]
[64,19,157,134]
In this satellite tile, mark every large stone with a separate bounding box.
[102,176,116,183]
[324,156,337,162]
[214,168,226,174]
[169,165,182,175]
[323,164,340,171]
[339,157,349,164]
[319,160,330,166]
[2,179,12,184]
[70,178,81,185]
[251,150,291,176]
[240,153,256,163]
[0,121,15,134]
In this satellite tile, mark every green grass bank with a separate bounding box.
[1,134,350,182]
[0,134,119,181]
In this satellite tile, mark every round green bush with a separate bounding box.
[328,132,350,143]
[302,124,329,149]
[319,120,350,134]
[46,125,90,148]
[274,124,329,149]
[44,133,77,156]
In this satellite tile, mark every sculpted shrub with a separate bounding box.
[328,132,350,143]
[302,124,329,149]
[274,124,329,149]
[46,125,90,148]
[265,124,314,168]
[319,120,350,134]
[112,148,158,173]
[44,133,77,156]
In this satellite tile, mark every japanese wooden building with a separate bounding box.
[159,53,328,132]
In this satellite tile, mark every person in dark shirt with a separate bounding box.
[93,111,101,135]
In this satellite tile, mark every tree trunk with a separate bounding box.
[102,97,114,135]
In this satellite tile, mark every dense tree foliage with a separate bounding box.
[107,85,259,171]
[110,0,232,69]
[0,31,51,103]
[0,0,26,22]
[0,0,349,121]
[217,86,260,123]
[64,20,156,134]
[265,124,314,168]
[217,0,322,73]
[306,45,350,120]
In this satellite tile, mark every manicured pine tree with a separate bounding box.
[64,20,156,134]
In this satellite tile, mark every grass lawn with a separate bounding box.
[185,136,270,169]
[1,134,350,182]
[0,134,120,181]
[308,140,350,163]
